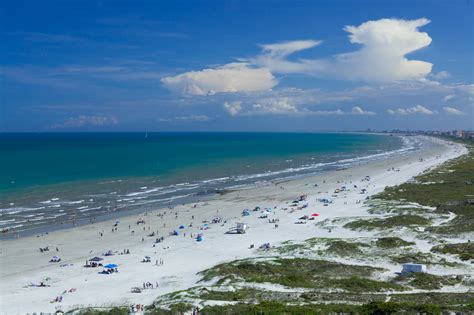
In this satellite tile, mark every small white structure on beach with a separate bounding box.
[402,263,426,274]
[236,222,247,234]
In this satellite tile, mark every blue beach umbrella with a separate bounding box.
[104,263,118,269]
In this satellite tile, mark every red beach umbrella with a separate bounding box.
[311,213,320,217]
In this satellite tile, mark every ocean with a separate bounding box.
[0,132,414,237]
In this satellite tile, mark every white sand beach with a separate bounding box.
[0,136,468,314]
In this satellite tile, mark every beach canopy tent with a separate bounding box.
[89,257,103,262]
[104,263,118,269]
[50,256,61,262]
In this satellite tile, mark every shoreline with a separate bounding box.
[0,136,468,313]
[1,133,410,240]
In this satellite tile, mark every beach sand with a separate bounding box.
[0,136,468,314]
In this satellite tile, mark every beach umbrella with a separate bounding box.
[179,225,185,229]
[89,256,103,262]
[311,213,320,217]
[104,263,118,269]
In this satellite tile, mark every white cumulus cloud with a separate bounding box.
[253,18,433,82]
[161,63,276,95]
[252,98,299,115]
[351,106,376,115]
[431,71,450,80]
[224,98,377,117]
[50,115,118,129]
[443,106,465,115]
[443,94,455,102]
[387,105,434,115]
[158,115,211,122]
[223,101,243,116]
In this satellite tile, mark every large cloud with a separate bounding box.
[161,63,276,95]
[253,18,433,82]
[333,18,433,81]
[162,18,435,97]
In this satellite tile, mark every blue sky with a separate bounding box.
[1,0,473,132]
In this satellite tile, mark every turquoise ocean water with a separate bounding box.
[0,132,411,236]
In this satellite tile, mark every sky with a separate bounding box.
[1,0,473,132]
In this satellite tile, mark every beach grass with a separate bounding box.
[78,307,129,315]
[197,299,474,314]
[343,214,430,231]
[375,237,415,249]
[431,242,474,261]
[376,139,474,235]
[275,238,370,256]
[325,240,369,255]
[393,272,463,290]
[198,258,404,292]
[389,252,437,264]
